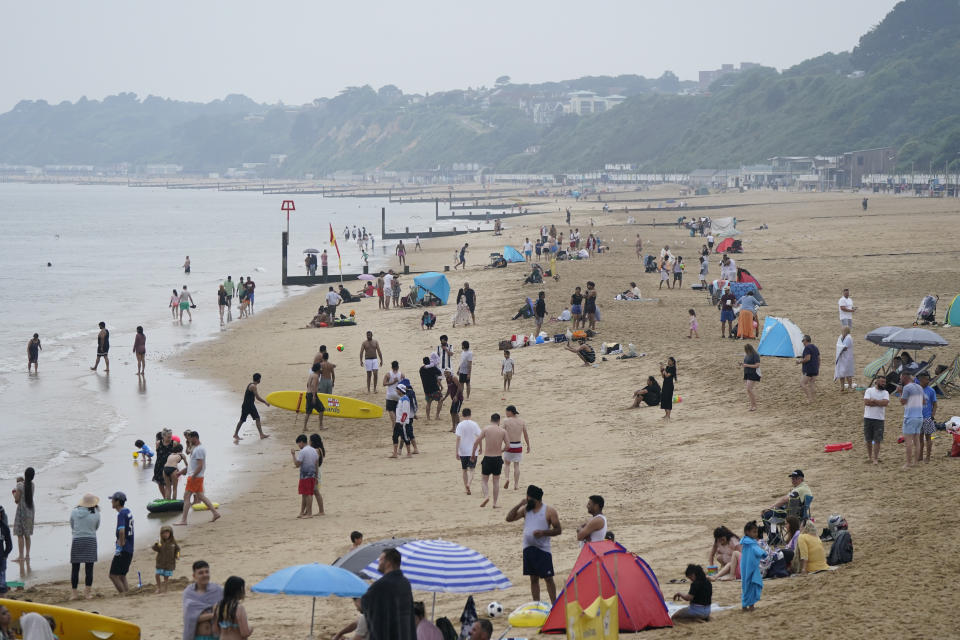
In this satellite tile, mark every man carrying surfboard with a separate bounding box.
[360,331,384,393]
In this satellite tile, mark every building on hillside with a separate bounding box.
[565,91,626,116]
[839,147,896,188]
[532,101,566,124]
[698,62,760,90]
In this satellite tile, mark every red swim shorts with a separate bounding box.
[185,476,204,494]
[298,477,317,495]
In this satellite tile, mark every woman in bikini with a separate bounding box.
[213,576,253,639]
[708,526,741,581]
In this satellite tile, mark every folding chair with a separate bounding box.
[863,348,896,380]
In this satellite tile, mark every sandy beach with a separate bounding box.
[11,187,960,638]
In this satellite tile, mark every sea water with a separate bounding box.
[0,182,443,577]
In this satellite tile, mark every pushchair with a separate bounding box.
[643,254,658,273]
[915,295,938,325]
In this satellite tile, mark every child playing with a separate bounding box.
[688,309,699,339]
[501,350,515,391]
[164,443,188,500]
[659,260,671,290]
[151,525,180,594]
[134,439,154,462]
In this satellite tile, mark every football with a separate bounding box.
[487,601,503,618]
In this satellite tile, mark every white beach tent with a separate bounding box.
[757,316,805,357]
[710,216,740,238]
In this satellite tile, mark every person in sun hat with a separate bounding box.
[69,493,101,600]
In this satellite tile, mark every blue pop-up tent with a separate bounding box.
[414,272,451,305]
[757,316,805,357]
[503,246,525,263]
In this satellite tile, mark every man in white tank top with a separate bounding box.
[575,495,608,546]
[505,484,562,603]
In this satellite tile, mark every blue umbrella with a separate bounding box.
[362,539,511,617]
[252,563,368,637]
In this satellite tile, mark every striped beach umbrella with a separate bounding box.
[362,539,511,617]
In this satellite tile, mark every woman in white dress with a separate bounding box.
[834,326,855,391]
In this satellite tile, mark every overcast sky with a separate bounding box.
[0,0,900,113]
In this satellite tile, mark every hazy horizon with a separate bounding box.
[1,0,899,113]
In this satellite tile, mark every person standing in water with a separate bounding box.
[27,333,41,374]
[179,285,194,323]
[91,322,109,372]
[234,373,270,441]
[133,326,146,376]
[183,256,191,274]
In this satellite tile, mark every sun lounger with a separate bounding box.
[863,347,896,379]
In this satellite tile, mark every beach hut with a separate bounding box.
[413,272,450,305]
[757,316,805,357]
[502,246,525,263]
[540,540,672,633]
[946,294,960,327]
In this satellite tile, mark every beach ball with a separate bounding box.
[487,602,504,618]
[674,395,682,403]
[132,451,139,459]
[337,344,344,352]
[350,310,356,316]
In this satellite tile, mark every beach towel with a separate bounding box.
[834,335,855,379]
[738,310,756,339]
[739,536,765,608]
[182,582,224,640]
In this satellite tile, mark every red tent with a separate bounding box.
[541,540,672,633]
[715,237,735,253]
[737,267,762,289]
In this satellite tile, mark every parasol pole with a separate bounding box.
[310,596,316,638]
[431,592,437,620]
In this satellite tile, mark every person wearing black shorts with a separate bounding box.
[234,373,271,441]
[473,414,508,507]
[444,369,464,432]
[107,491,133,593]
[505,485,561,602]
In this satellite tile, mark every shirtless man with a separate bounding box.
[444,369,463,432]
[304,362,324,431]
[91,321,110,372]
[472,414,509,508]
[319,351,336,394]
[501,405,530,490]
[313,344,327,367]
[359,331,383,393]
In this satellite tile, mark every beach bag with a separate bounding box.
[827,530,853,565]
[554,334,568,343]
[435,617,458,640]
[498,340,513,351]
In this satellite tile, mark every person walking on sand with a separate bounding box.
[360,331,384,393]
[460,282,477,325]
[170,288,180,318]
[455,243,468,270]
[304,363,324,432]
[69,493,100,600]
[797,335,820,402]
[292,434,319,518]
[133,326,147,375]
[419,357,444,420]
[396,240,406,267]
[899,370,924,469]
[107,491,133,593]
[472,413,509,508]
[178,285,194,323]
[458,341,473,400]
[91,321,110,372]
[415,235,421,251]
[455,408,481,495]
[223,276,235,320]
[688,309,699,339]
[505,485,561,603]
[501,405,530,490]
[183,256,191,274]
[390,383,414,459]
[383,361,404,425]
[376,272,386,310]
[244,277,256,314]
[740,343,761,411]
[444,369,463,432]
[27,333,41,374]
[234,373,270,441]
[635,234,643,260]
[176,431,221,526]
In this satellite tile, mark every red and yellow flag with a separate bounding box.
[329,223,342,270]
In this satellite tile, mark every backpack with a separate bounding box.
[435,617,458,640]
[827,530,853,565]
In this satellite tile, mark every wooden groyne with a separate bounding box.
[379,207,474,240]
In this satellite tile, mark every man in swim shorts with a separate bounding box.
[505,485,561,603]
[472,413,508,508]
[359,331,383,393]
[234,373,270,441]
[91,321,110,372]
[501,405,530,490]
[454,408,481,494]
[176,431,221,526]
[444,369,463,432]
[319,351,336,394]
[304,362,324,432]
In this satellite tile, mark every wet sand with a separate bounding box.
[12,187,960,638]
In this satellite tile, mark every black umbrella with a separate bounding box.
[865,326,904,345]
[880,328,948,350]
[331,537,415,577]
